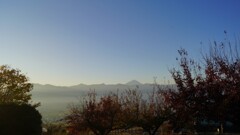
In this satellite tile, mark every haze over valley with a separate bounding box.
[31,80,174,120]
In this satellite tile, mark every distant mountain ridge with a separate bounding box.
[34,80,144,87]
[31,81,176,121]
[125,80,142,85]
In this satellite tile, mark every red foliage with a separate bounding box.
[66,92,121,135]
[167,39,240,132]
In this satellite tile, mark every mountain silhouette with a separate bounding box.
[125,80,142,85]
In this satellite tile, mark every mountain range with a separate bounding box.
[31,80,175,121]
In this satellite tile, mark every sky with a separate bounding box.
[0,0,240,86]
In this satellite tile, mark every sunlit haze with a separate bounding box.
[1,0,240,86]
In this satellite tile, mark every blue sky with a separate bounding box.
[0,0,240,85]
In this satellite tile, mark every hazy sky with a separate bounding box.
[0,0,240,86]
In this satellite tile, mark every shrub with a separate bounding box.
[0,103,42,135]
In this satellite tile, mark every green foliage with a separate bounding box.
[0,103,42,135]
[0,65,34,105]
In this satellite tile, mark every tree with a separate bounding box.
[166,49,201,131]
[119,86,173,135]
[66,91,122,135]
[167,33,240,132]
[202,40,240,132]
[0,65,33,105]
[119,88,142,129]
[138,89,172,135]
[0,103,42,135]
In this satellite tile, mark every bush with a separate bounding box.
[0,103,42,135]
